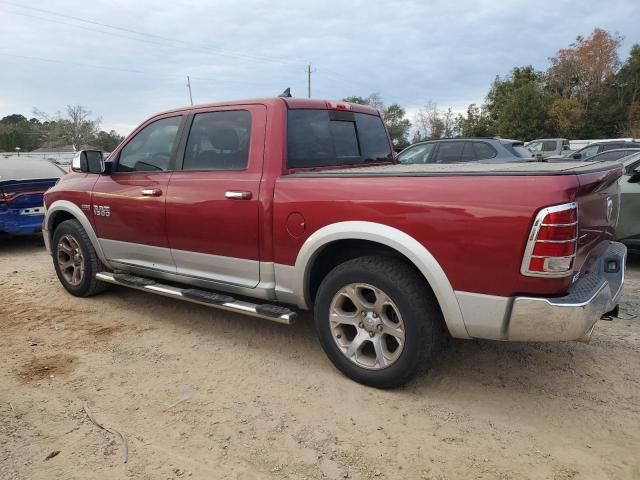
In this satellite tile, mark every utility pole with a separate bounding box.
[306,64,315,98]
[186,75,193,105]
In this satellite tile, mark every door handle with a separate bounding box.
[141,188,162,197]
[225,191,252,200]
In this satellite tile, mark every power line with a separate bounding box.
[0,1,302,68]
[0,1,412,104]
[0,52,269,88]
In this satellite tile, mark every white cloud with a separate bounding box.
[0,0,639,132]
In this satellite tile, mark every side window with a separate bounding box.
[542,141,556,151]
[594,151,618,161]
[117,116,182,172]
[460,142,476,162]
[527,141,542,152]
[627,159,640,174]
[601,143,622,152]
[580,145,600,159]
[397,143,435,164]
[434,142,464,163]
[183,110,251,171]
[474,142,497,160]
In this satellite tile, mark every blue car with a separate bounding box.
[0,157,65,236]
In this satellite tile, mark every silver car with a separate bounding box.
[616,151,640,250]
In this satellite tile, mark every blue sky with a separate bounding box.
[1,0,639,134]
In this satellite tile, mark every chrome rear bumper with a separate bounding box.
[507,241,626,341]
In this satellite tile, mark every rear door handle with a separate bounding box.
[225,191,252,200]
[141,188,162,197]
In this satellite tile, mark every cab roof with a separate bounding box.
[155,97,381,117]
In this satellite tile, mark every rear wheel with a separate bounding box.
[52,219,107,297]
[314,256,442,388]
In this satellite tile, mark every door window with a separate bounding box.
[595,150,633,162]
[433,142,464,163]
[580,145,600,159]
[183,110,252,170]
[527,141,542,152]
[116,116,182,172]
[601,143,624,152]
[542,141,556,151]
[460,142,476,162]
[397,143,435,164]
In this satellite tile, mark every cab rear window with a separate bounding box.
[287,109,392,168]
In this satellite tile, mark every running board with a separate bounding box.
[95,272,296,325]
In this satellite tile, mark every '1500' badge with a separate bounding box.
[94,205,111,217]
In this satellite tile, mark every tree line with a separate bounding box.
[0,105,123,153]
[347,28,640,150]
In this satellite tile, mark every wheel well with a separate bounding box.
[49,211,76,236]
[306,239,429,305]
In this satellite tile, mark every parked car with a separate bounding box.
[396,138,534,164]
[616,151,640,250]
[525,138,572,159]
[548,141,640,161]
[0,157,65,236]
[43,98,626,388]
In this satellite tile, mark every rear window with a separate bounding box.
[287,109,392,168]
[504,142,533,159]
[0,158,65,181]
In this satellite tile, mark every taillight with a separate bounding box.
[521,202,578,277]
[0,191,17,201]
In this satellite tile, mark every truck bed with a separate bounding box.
[293,160,620,176]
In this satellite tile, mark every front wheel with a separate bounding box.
[52,219,107,297]
[314,256,442,388]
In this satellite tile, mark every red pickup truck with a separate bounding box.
[43,98,626,388]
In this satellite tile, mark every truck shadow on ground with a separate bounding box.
[0,234,44,254]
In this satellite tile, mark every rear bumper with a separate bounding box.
[507,241,626,341]
[455,241,626,342]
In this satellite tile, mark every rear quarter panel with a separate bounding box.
[274,174,585,298]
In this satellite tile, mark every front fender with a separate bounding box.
[44,200,112,269]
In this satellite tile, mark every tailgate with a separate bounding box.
[573,164,623,275]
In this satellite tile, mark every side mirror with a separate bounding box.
[628,170,640,183]
[572,153,582,159]
[72,150,105,174]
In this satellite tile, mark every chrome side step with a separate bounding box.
[95,272,296,325]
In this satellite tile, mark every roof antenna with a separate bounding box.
[278,87,292,98]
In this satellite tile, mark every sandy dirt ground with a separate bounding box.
[1,238,639,480]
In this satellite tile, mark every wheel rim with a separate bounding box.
[329,283,405,370]
[56,234,85,286]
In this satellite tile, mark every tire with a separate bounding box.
[314,256,442,388]
[51,219,108,297]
